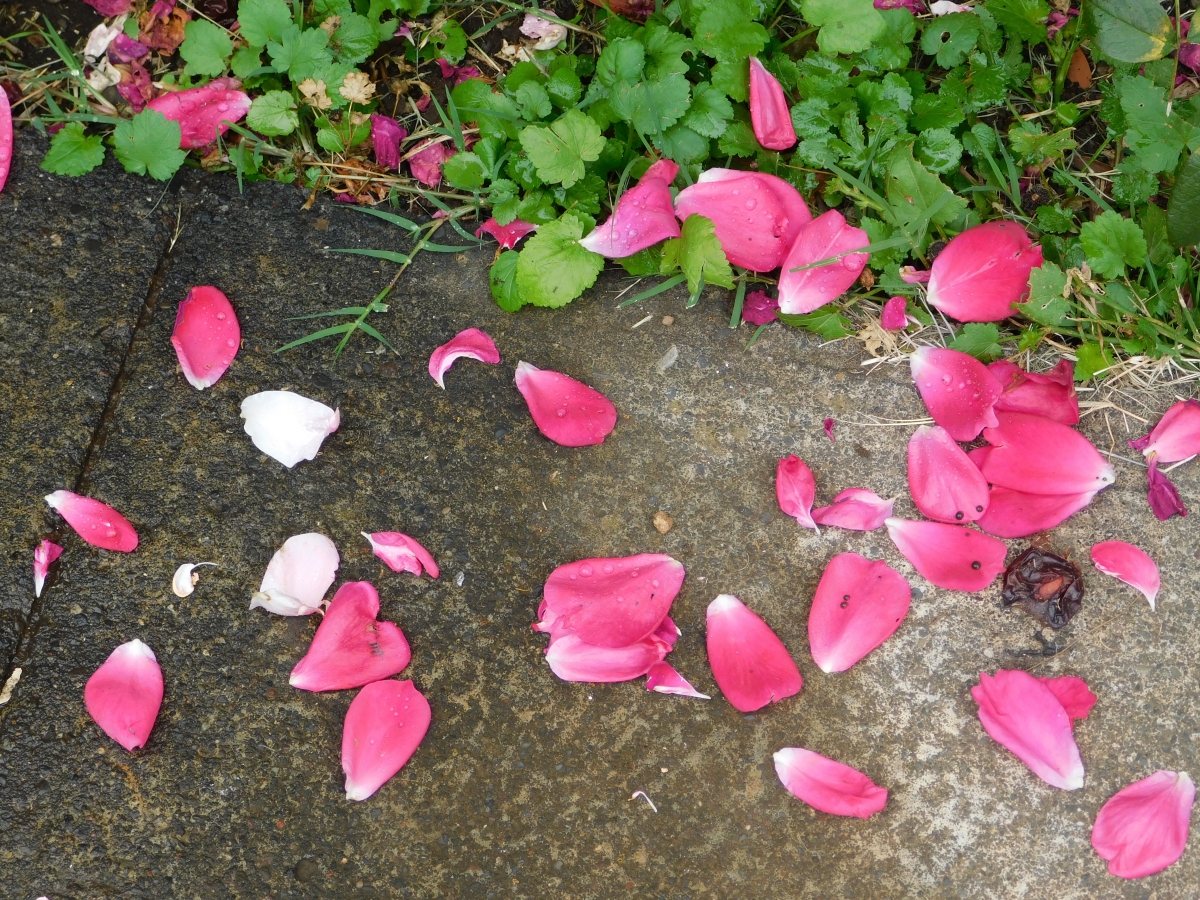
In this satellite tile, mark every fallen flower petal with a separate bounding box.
[885,518,1007,592]
[741,289,779,325]
[696,168,812,250]
[975,486,1097,538]
[240,390,340,468]
[146,88,251,149]
[1039,675,1097,721]
[84,0,132,15]
[520,10,568,49]
[706,594,802,713]
[1129,399,1200,464]
[1147,458,1188,521]
[434,58,482,85]
[545,632,670,682]
[823,417,835,442]
[1091,541,1160,610]
[907,425,991,524]
[748,57,796,151]
[776,454,819,531]
[170,286,240,389]
[342,679,431,801]
[808,553,911,674]
[899,265,931,284]
[407,139,453,187]
[475,217,536,249]
[774,747,888,818]
[1092,770,1195,879]
[45,490,138,552]
[84,639,163,752]
[580,159,680,258]
[930,0,972,12]
[108,33,150,63]
[370,113,406,171]
[972,669,1085,791]
[926,222,1044,322]
[84,19,126,61]
[880,296,909,330]
[777,210,869,315]
[0,86,11,195]
[171,561,215,598]
[362,531,439,579]
[514,361,617,447]
[428,327,501,388]
[910,347,1004,442]
[674,175,790,271]
[811,488,894,531]
[252,533,339,616]
[981,412,1116,496]
[988,358,1080,425]
[33,540,63,598]
[646,661,710,699]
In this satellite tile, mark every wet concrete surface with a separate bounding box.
[1,129,1199,899]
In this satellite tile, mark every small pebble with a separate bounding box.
[653,511,674,534]
[661,315,674,326]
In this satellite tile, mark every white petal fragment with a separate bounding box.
[240,390,340,468]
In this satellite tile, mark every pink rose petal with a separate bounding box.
[900,266,931,283]
[811,488,894,531]
[84,0,133,15]
[808,553,911,673]
[84,639,163,752]
[696,168,812,248]
[741,289,780,325]
[706,594,802,713]
[579,159,680,258]
[907,425,991,524]
[971,669,1085,790]
[514,361,617,447]
[776,454,818,531]
[645,661,710,699]
[33,540,63,598]
[927,222,1044,322]
[475,217,536,249]
[1091,540,1160,610]
[251,532,340,616]
[108,33,150,63]
[774,747,888,818]
[880,296,909,330]
[1129,399,1200,464]
[988,358,1079,425]
[748,57,796,150]
[1147,457,1188,521]
[981,411,1116,496]
[975,486,1098,538]
[146,88,251,149]
[371,113,407,170]
[435,58,482,85]
[363,532,439,579]
[408,139,453,187]
[885,518,1007,592]
[1092,770,1195,879]
[520,11,568,49]
[673,175,790,272]
[170,286,240,389]
[1179,42,1200,74]
[823,417,835,442]
[777,210,869,315]
[0,85,13,196]
[342,679,431,801]
[544,632,670,682]
[1039,675,1097,721]
[428,327,500,388]
[910,346,1004,441]
[45,490,138,553]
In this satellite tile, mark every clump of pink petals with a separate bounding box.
[342,679,431,801]
[975,486,1098,539]
[45,490,138,552]
[251,532,340,616]
[408,139,453,187]
[674,175,791,272]
[0,75,11,194]
[812,488,894,531]
[240,390,340,468]
[808,553,911,673]
[1147,458,1187,521]
[1040,675,1097,721]
[514,361,617,447]
[910,347,1004,442]
[748,57,796,150]
[170,286,240,389]
[989,358,1079,425]
[981,412,1116,496]
[435,58,482,85]
[774,747,888,818]
[475,217,536,249]
[880,296,909,330]
[706,594,802,712]
[777,210,869,315]
[885,518,1007,592]
[926,222,1044,322]
[1091,541,1160,610]
[646,661,710,699]
[580,159,680,258]
[146,88,250,149]
[1129,399,1200,464]
[741,290,780,325]
[545,632,672,682]
[776,454,818,531]
[875,0,923,10]
[370,113,406,171]
[363,531,439,579]
[33,540,63,598]
[429,328,500,388]
[84,639,163,751]
[907,425,990,524]
[1092,770,1195,879]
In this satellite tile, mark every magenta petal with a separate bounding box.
[289,582,412,692]
[370,113,407,171]
[812,488,894,531]
[109,33,150,63]
[1092,770,1195,879]
[579,160,680,258]
[545,633,670,682]
[45,490,138,552]
[926,222,1044,322]
[981,411,1116,495]
[673,176,791,271]
[252,533,339,616]
[777,210,869,315]
[146,88,251,149]
[988,358,1079,425]
[408,140,452,187]
[645,661,710,699]
[170,286,240,389]
[0,81,11,194]
[1091,541,1160,610]
[880,296,909,330]
[33,540,63,598]
[741,289,780,325]
[475,216,536,250]
[808,553,911,673]
[514,361,617,447]
[696,168,812,249]
[1038,675,1097,721]
[748,57,796,151]
[1130,399,1200,463]
[823,417,835,442]
[776,454,818,531]
[363,532,439,579]
[774,747,888,818]
[84,639,163,752]
[1147,458,1188,521]
[84,0,133,14]
[910,347,1003,441]
[975,486,1097,538]
[972,669,1085,790]
[428,327,501,388]
[907,425,991,523]
[706,594,802,713]
[885,518,1007,592]
[342,679,431,801]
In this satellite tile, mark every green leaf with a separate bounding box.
[610,72,691,136]
[432,18,467,64]
[1018,261,1071,326]
[1080,210,1147,278]
[41,123,105,176]
[660,214,734,295]
[490,250,523,311]
[801,0,887,55]
[717,120,759,157]
[1115,77,1187,175]
[547,67,583,108]
[316,120,370,152]
[1007,121,1076,165]
[883,144,968,228]
[1074,342,1115,380]
[682,82,734,138]
[1111,161,1159,206]
[594,38,646,89]
[247,90,299,136]
[617,245,663,276]
[1034,204,1075,234]
[230,46,263,79]
[442,151,488,191]
[921,14,980,68]
[518,110,606,188]
[948,322,1004,362]
[1167,148,1200,246]
[655,124,710,165]
[237,0,292,48]
[112,109,187,180]
[916,127,962,174]
[776,309,854,339]
[330,13,379,64]
[180,19,233,78]
[515,81,553,121]
[984,0,1049,42]
[515,214,605,308]
[1083,0,1175,64]
[693,0,769,64]
[267,25,332,82]
[453,79,522,140]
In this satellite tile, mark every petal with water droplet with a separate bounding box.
[697,168,811,248]
[706,594,802,712]
[981,411,1115,496]
[146,88,251,149]
[170,286,240,390]
[776,454,818,531]
[514,361,617,447]
[774,747,888,818]
[808,553,911,673]
[910,347,1003,442]
[1092,770,1195,879]
[252,533,339,616]
[646,661,710,699]
[975,486,1097,538]
[84,639,163,751]
[363,531,439,579]
[475,217,536,249]
[673,175,790,271]
[811,488,894,531]
[33,540,63,598]
[341,679,431,801]
[240,390,340,468]
[749,57,797,151]
[907,425,990,523]
[926,222,1044,322]
[428,328,500,389]
[885,518,1007,592]
[777,210,869,315]
[1091,541,1160,610]
[44,490,138,552]
[580,160,680,258]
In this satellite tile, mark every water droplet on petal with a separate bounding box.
[580,565,593,577]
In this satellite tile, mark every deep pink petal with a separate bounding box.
[289,582,412,692]
[823,417,835,442]
[371,114,407,170]
[907,425,991,523]
[408,140,452,187]
[1092,770,1195,879]
[170,286,240,389]
[776,454,818,531]
[981,411,1116,495]
[1091,541,1160,609]
[971,669,1085,790]
[774,747,888,818]
[252,533,339,616]
[33,540,63,598]
[885,518,1007,592]
[363,531,439,579]
[741,290,779,325]
[975,486,1097,538]
[808,553,911,673]
[777,210,869,315]
[880,296,909,330]
[341,679,431,801]
[579,160,680,258]
[811,488,894,531]
[651,614,681,649]
[514,361,617,447]
[1129,399,1200,464]
[109,33,149,62]
[44,490,138,552]
[696,168,811,250]
[1038,676,1097,721]
[1147,458,1188,521]
[910,347,1004,441]
[544,632,669,682]
[645,661,710,699]
[748,57,796,150]
[673,176,791,271]
[428,327,500,388]
[988,359,1080,425]
[927,222,1044,322]
[84,639,163,752]
[0,82,10,194]
[146,88,251,149]
[1180,42,1200,74]
[706,594,802,713]
[475,217,536,250]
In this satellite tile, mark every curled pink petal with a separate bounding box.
[975,486,1097,538]
[885,518,1007,592]
[1092,770,1195,879]
[514,361,617,447]
[363,531,439,579]
[84,0,133,14]
[170,286,240,389]
[900,266,931,284]
[808,553,911,673]
[251,533,340,616]
[910,346,1003,442]
[342,679,431,801]
[1039,675,1097,721]
[0,86,13,196]
[777,210,869,315]
[1129,399,1200,464]
[926,222,1044,322]
[907,425,991,524]
[33,540,63,598]
[289,582,411,692]
[823,417,835,442]
[811,488,894,531]
[108,33,150,63]
[520,11,568,49]
[407,139,453,187]
[972,669,1085,790]
[646,661,710,699]
[776,454,818,531]
[580,159,680,258]
[1147,457,1188,521]
[880,296,909,330]
[45,490,138,552]
[706,594,802,713]
[748,57,796,151]
[475,217,536,249]
[146,88,251,149]
[741,290,779,325]
[1180,42,1200,74]
[988,359,1079,425]
[240,390,340,468]
[1091,541,1160,610]
[674,176,790,271]
[545,632,670,682]
[774,747,888,818]
[428,327,501,388]
[84,639,163,752]
[371,113,407,171]
[981,411,1116,495]
[696,168,812,248]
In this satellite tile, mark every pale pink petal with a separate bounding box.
[1039,675,1097,720]
[33,540,63,598]
[748,57,796,151]
[84,639,163,752]
[544,632,670,682]
[146,88,251,149]
[696,168,811,249]
[514,361,617,447]
[981,411,1116,495]
[885,517,1007,592]
[706,594,802,713]
[1091,541,1160,610]
[251,532,340,616]
[811,488,894,531]
[1147,457,1188,521]
[289,582,412,692]
[776,454,818,531]
[363,531,439,579]
[475,217,536,249]
[1129,399,1200,464]
[988,358,1079,425]
[645,661,710,699]
[975,486,1097,538]
[673,176,790,271]
[407,140,452,187]
[240,390,340,468]
[971,669,1085,790]
[777,210,869,315]
[580,159,680,257]
[907,425,991,523]
[342,679,431,801]
[428,327,501,388]
[900,266,931,283]
[1092,770,1195,879]
[371,113,407,170]
[910,346,1004,441]
[927,222,1044,322]
[0,78,10,194]
[44,490,138,552]
[808,553,911,673]
[170,285,240,389]
[880,296,908,330]
[930,0,972,12]
[773,747,888,818]
[519,11,568,49]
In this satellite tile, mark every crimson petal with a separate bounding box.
[748,57,796,150]
[776,454,818,531]
[146,87,251,149]
[45,489,138,552]
[777,210,869,315]
[907,425,990,523]
[808,553,911,673]
[33,540,63,598]
[514,361,617,447]
[774,747,888,818]
[1039,675,1097,721]
[981,411,1116,495]
[475,217,536,250]
[1129,399,1200,463]
[926,222,1044,322]
[1147,457,1187,521]
[544,632,669,682]
[811,488,894,531]
[975,486,1097,538]
[370,113,406,170]
[428,327,500,388]
[579,159,680,258]
[1092,770,1195,879]
[646,661,710,699]
[673,175,790,272]
[170,286,240,389]
[1091,540,1160,609]
[910,347,1003,441]
[0,83,10,194]
[706,594,802,712]
[988,358,1079,425]
[342,679,431,801]
[363,531,439,579]
[885,518,1007,592]
[84,639,163,751]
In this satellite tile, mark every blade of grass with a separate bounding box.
[276,322,356,352]
[619,274,687,307]
[332,248,412,264]
[729,277,747,328]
